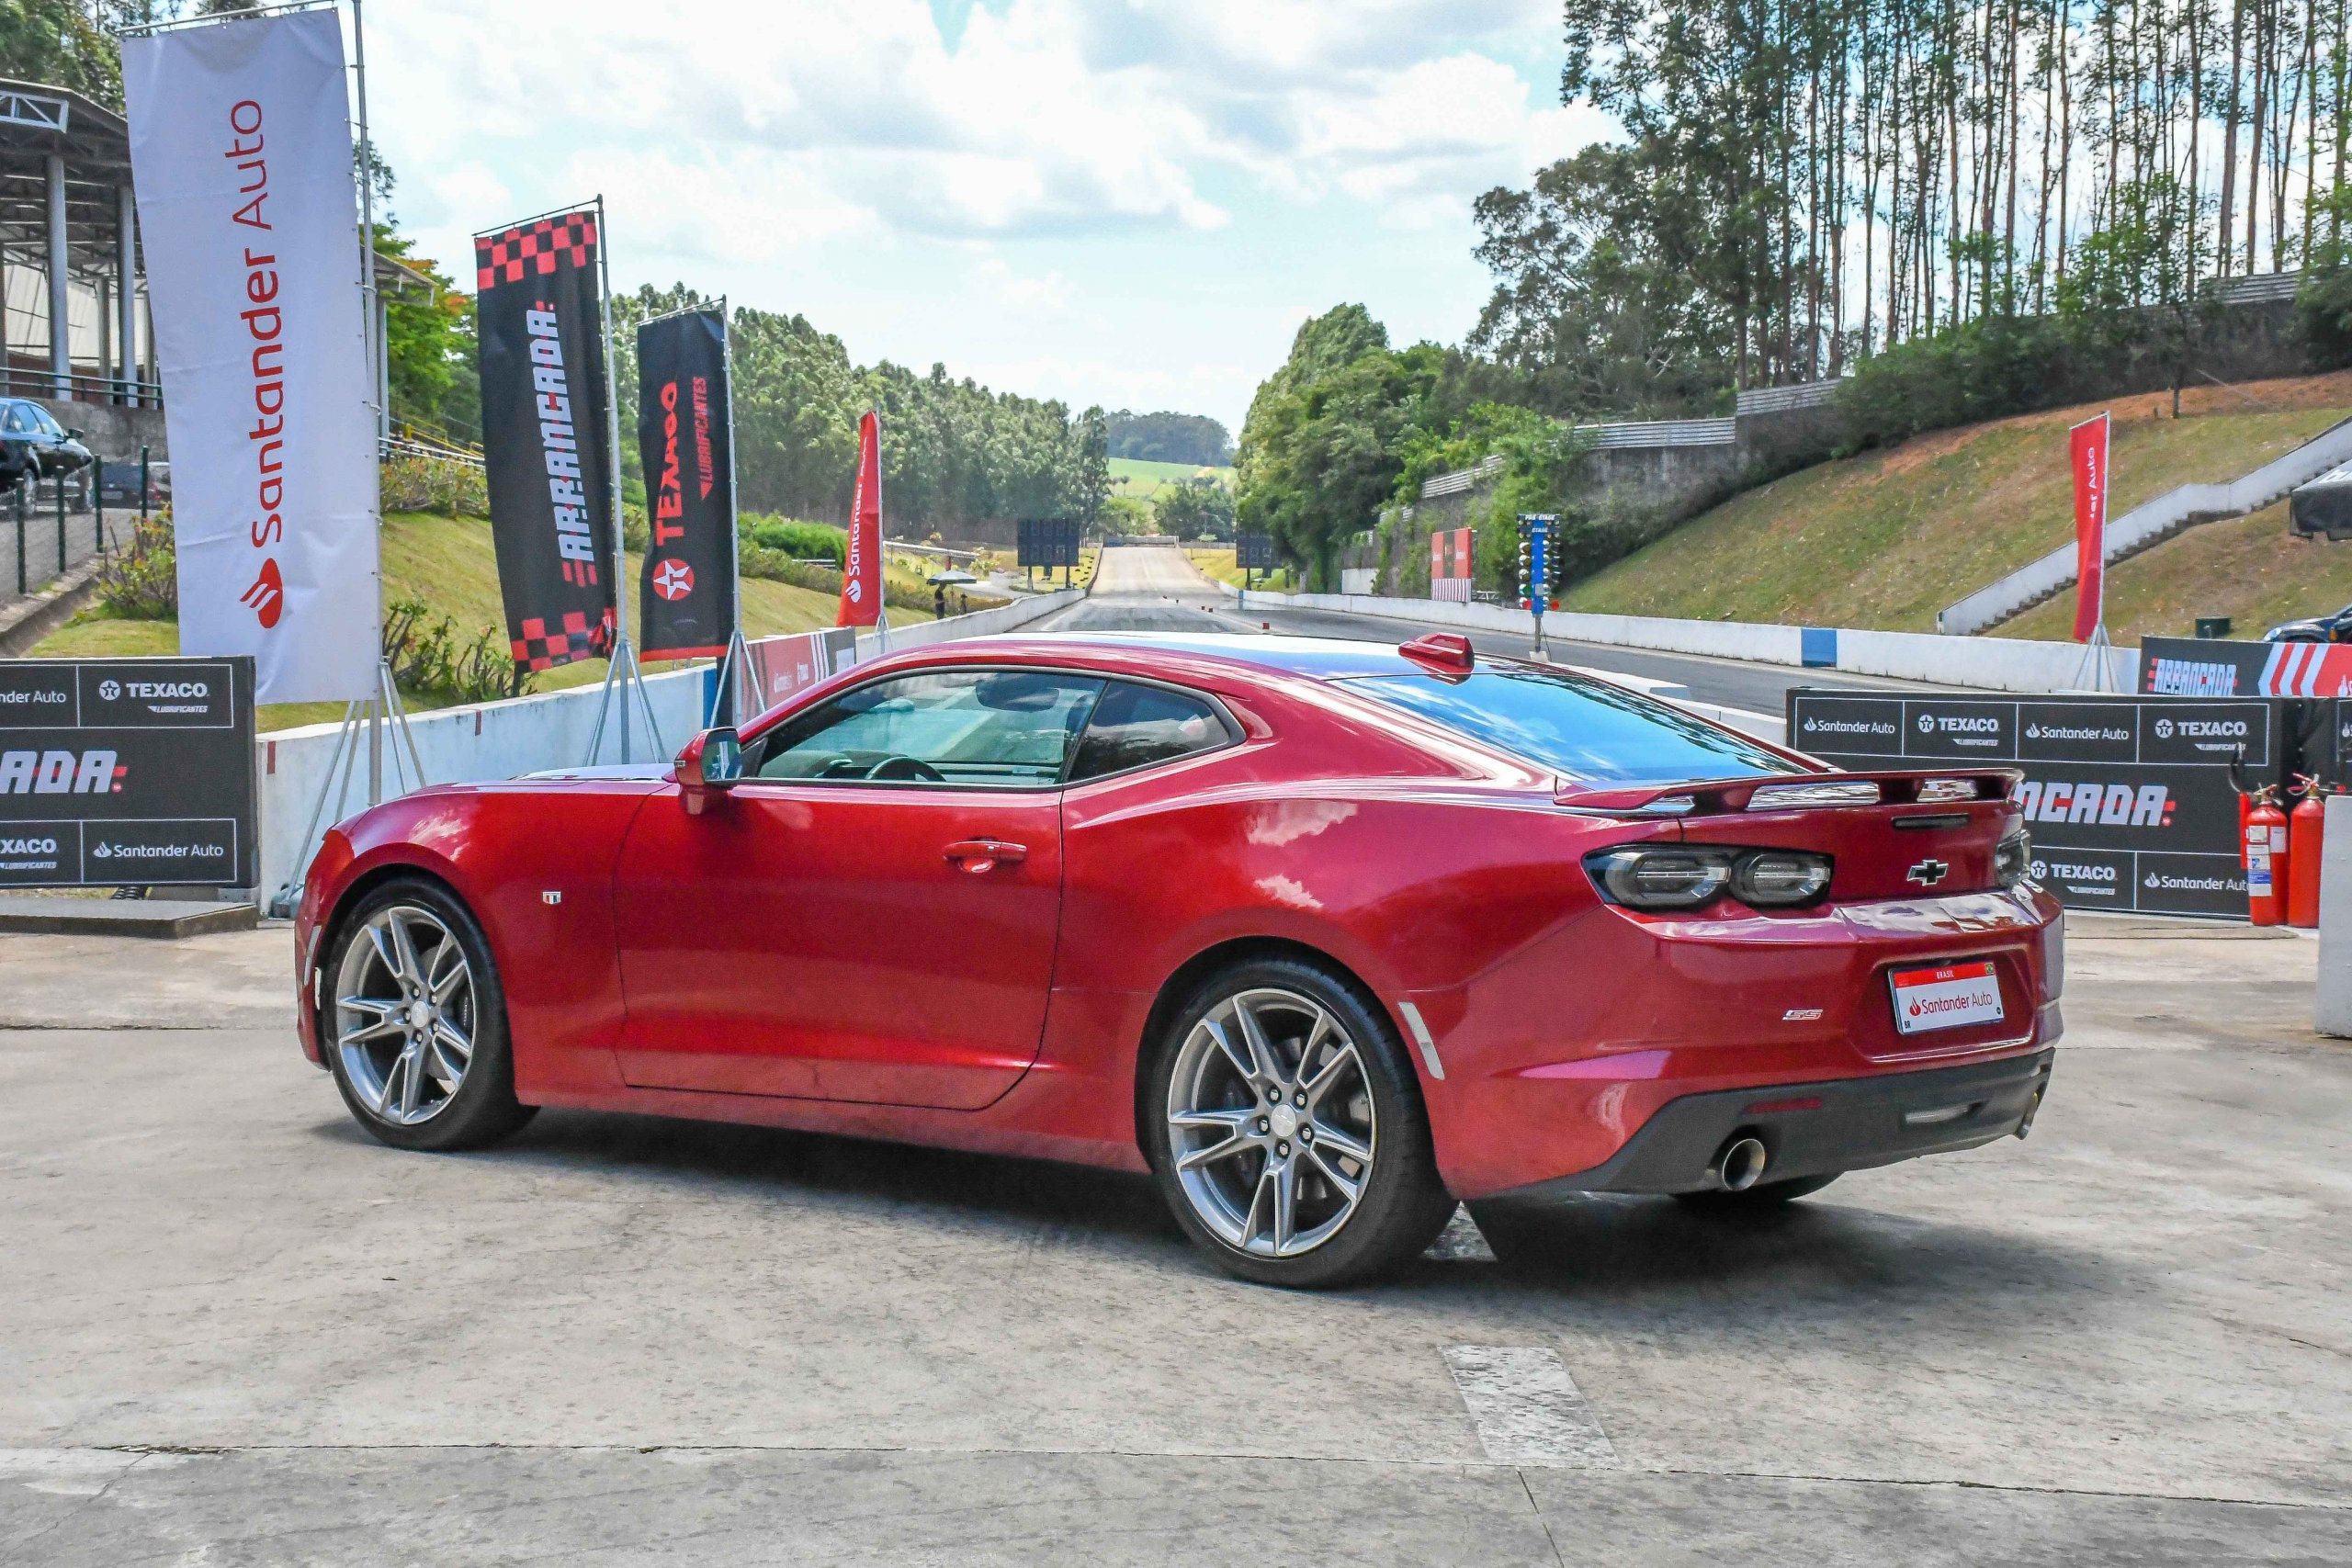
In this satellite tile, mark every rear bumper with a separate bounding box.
[1490,1047,2055,1200]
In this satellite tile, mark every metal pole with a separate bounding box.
[720,296,741,658]
[353,0,387,804]
[46,152,70,400]
[55,469,66,575]
[139,445,150,520]
[13,480,24,596]
[93,454,103,557]
[594,193,631,761]
[117,185,139,408]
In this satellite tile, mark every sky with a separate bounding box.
[361,0,1610,435]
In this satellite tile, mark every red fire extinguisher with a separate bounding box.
[2245,786,2289,927]
[2287,775,2331,930]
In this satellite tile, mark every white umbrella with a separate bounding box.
[927,569,980,585]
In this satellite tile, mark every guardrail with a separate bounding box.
[0,370,165,407]
[1580,416,1736,449]
[2205,269,2302,304]
[1735,378,1842,415]
[1938,412,2352,634]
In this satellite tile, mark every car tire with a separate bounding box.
[1671,1172,1841,1213]
[322,876,535,1153]
[1143,956,1454,1289]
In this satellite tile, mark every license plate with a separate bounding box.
[1890,960,2005,1036]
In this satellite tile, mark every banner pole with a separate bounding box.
[593,192,634,762]
[721,296,741,657]
[353,0,388,803]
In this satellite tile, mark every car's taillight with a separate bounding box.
[1994,827,2032,890]
[1584,845,1833,911]
[1730,850,1834,906]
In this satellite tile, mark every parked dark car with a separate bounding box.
[96,458,170,508]
[0,398,95,492]
[2264,603,2352,643]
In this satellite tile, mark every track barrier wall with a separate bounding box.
[254,589,1082,897]
[1243,592,2137,694]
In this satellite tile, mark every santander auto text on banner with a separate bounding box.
[123,9,379,704]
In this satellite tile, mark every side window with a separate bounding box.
[750,670,1103,788]
[31,408,62,437]
[1,405,28,434]
[1069,682,1232,782]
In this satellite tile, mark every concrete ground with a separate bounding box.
[1,911,2346,1565]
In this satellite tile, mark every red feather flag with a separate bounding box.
[2070,412,2109,644]
[839,409,884,627]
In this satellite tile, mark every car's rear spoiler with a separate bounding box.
[1555,768,2021,818]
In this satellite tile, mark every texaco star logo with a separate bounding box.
[651,558,695,601]
[97,679,120,701]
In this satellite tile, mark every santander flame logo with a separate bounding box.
[241,558,285,629]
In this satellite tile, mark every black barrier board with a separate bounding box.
[0,657,255,888]
[1237,530,1276,571]
[1789,689,2278,917]
[2140,635,2272,696]
[1016,518,1080,570]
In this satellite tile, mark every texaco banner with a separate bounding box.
[476,208,617,674]
[122,10,379,704]
[635,309,737,659]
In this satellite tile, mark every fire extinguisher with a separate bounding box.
[2287,774,2332,930]
[2245,786,2290,927]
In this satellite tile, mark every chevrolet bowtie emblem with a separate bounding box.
[1906,858,1951,887]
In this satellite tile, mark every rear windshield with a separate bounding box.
[1342,667,1798,784]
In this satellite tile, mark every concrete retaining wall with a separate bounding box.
[1250,592,2135,695]
[255,589,1082,897]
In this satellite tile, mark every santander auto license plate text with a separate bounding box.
[1890,960,2005,1036]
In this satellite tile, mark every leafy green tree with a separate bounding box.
[1153,474,1235,539]
[1073,406,1111,523]
[1104,410,1232,464]
[1236,306,1442,589]
[0,0,123,105]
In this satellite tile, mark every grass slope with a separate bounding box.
[36,509,842,731]
[1108,457,1234,502]
[1560,373,2352,637]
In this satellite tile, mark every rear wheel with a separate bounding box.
[325,878,534,1152]
[1673,1172,1841,1213]
[1143,958,1453,1289]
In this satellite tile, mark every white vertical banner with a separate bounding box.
[123,9,379,704]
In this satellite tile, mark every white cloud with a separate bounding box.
[355,0,1612,425]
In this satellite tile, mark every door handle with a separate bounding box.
[944,839,1029,874]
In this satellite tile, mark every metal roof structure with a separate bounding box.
[0,74,430,412]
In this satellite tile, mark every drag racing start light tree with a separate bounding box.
[1517,513,1558,659]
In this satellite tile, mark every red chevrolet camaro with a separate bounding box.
[294,631,2062,1287]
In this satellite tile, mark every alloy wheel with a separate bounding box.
[1165,986,1377,1258]
[334,904,476,1126]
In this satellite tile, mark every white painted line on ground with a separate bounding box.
[1442,1346,1620,1468]
[1423,1204,1495,1261]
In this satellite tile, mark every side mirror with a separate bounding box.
[64,428,84,441]
[675,727,743,816]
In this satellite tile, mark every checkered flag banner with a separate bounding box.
[474,206,618,675]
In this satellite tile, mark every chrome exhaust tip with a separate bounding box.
[1715,1136,1769,1192]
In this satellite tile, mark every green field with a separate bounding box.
[1561,372,2352,642]
[1108,457,1234,502]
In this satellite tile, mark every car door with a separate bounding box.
[611,667,1103,1110]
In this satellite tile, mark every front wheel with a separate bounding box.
[324,877,534,1152]
[1143,958,1454,1289]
